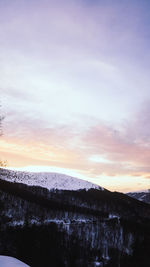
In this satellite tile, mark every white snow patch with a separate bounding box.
[94,261,103,266]
[0,256,29,267]
[108,214,120,219]
[8,220,24,226]
[139,194,146,201]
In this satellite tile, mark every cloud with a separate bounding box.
[1,101,150,179]
[80,102,150,178]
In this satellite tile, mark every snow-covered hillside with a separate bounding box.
[127,189,150,204]
[0,256,29,267]
[0,169,103,191]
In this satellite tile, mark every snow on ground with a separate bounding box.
[108,214,120,219]
[94,262,103,266]
[0,256,29,267]
[0,169,103,191]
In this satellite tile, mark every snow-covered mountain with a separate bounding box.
[0,256,29,267]
[127,189,150,204]
[0,168,103,191]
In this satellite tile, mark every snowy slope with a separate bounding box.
[0,256,29,267]
[127,189,150,204]
[0,169,103,191]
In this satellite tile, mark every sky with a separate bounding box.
[0,0,150,192]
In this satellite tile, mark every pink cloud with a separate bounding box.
[1,106,150,179]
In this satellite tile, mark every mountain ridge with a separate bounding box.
[127,189,150,204]
[0,168,103,191]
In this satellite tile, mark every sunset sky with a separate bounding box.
[1,0,150,192]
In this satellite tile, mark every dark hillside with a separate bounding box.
[0,178,150,266]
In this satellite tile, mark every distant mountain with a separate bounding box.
[0,168,150,267]
[0,168,102,191]
[0,256,29,267]
[127,189,150,204]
